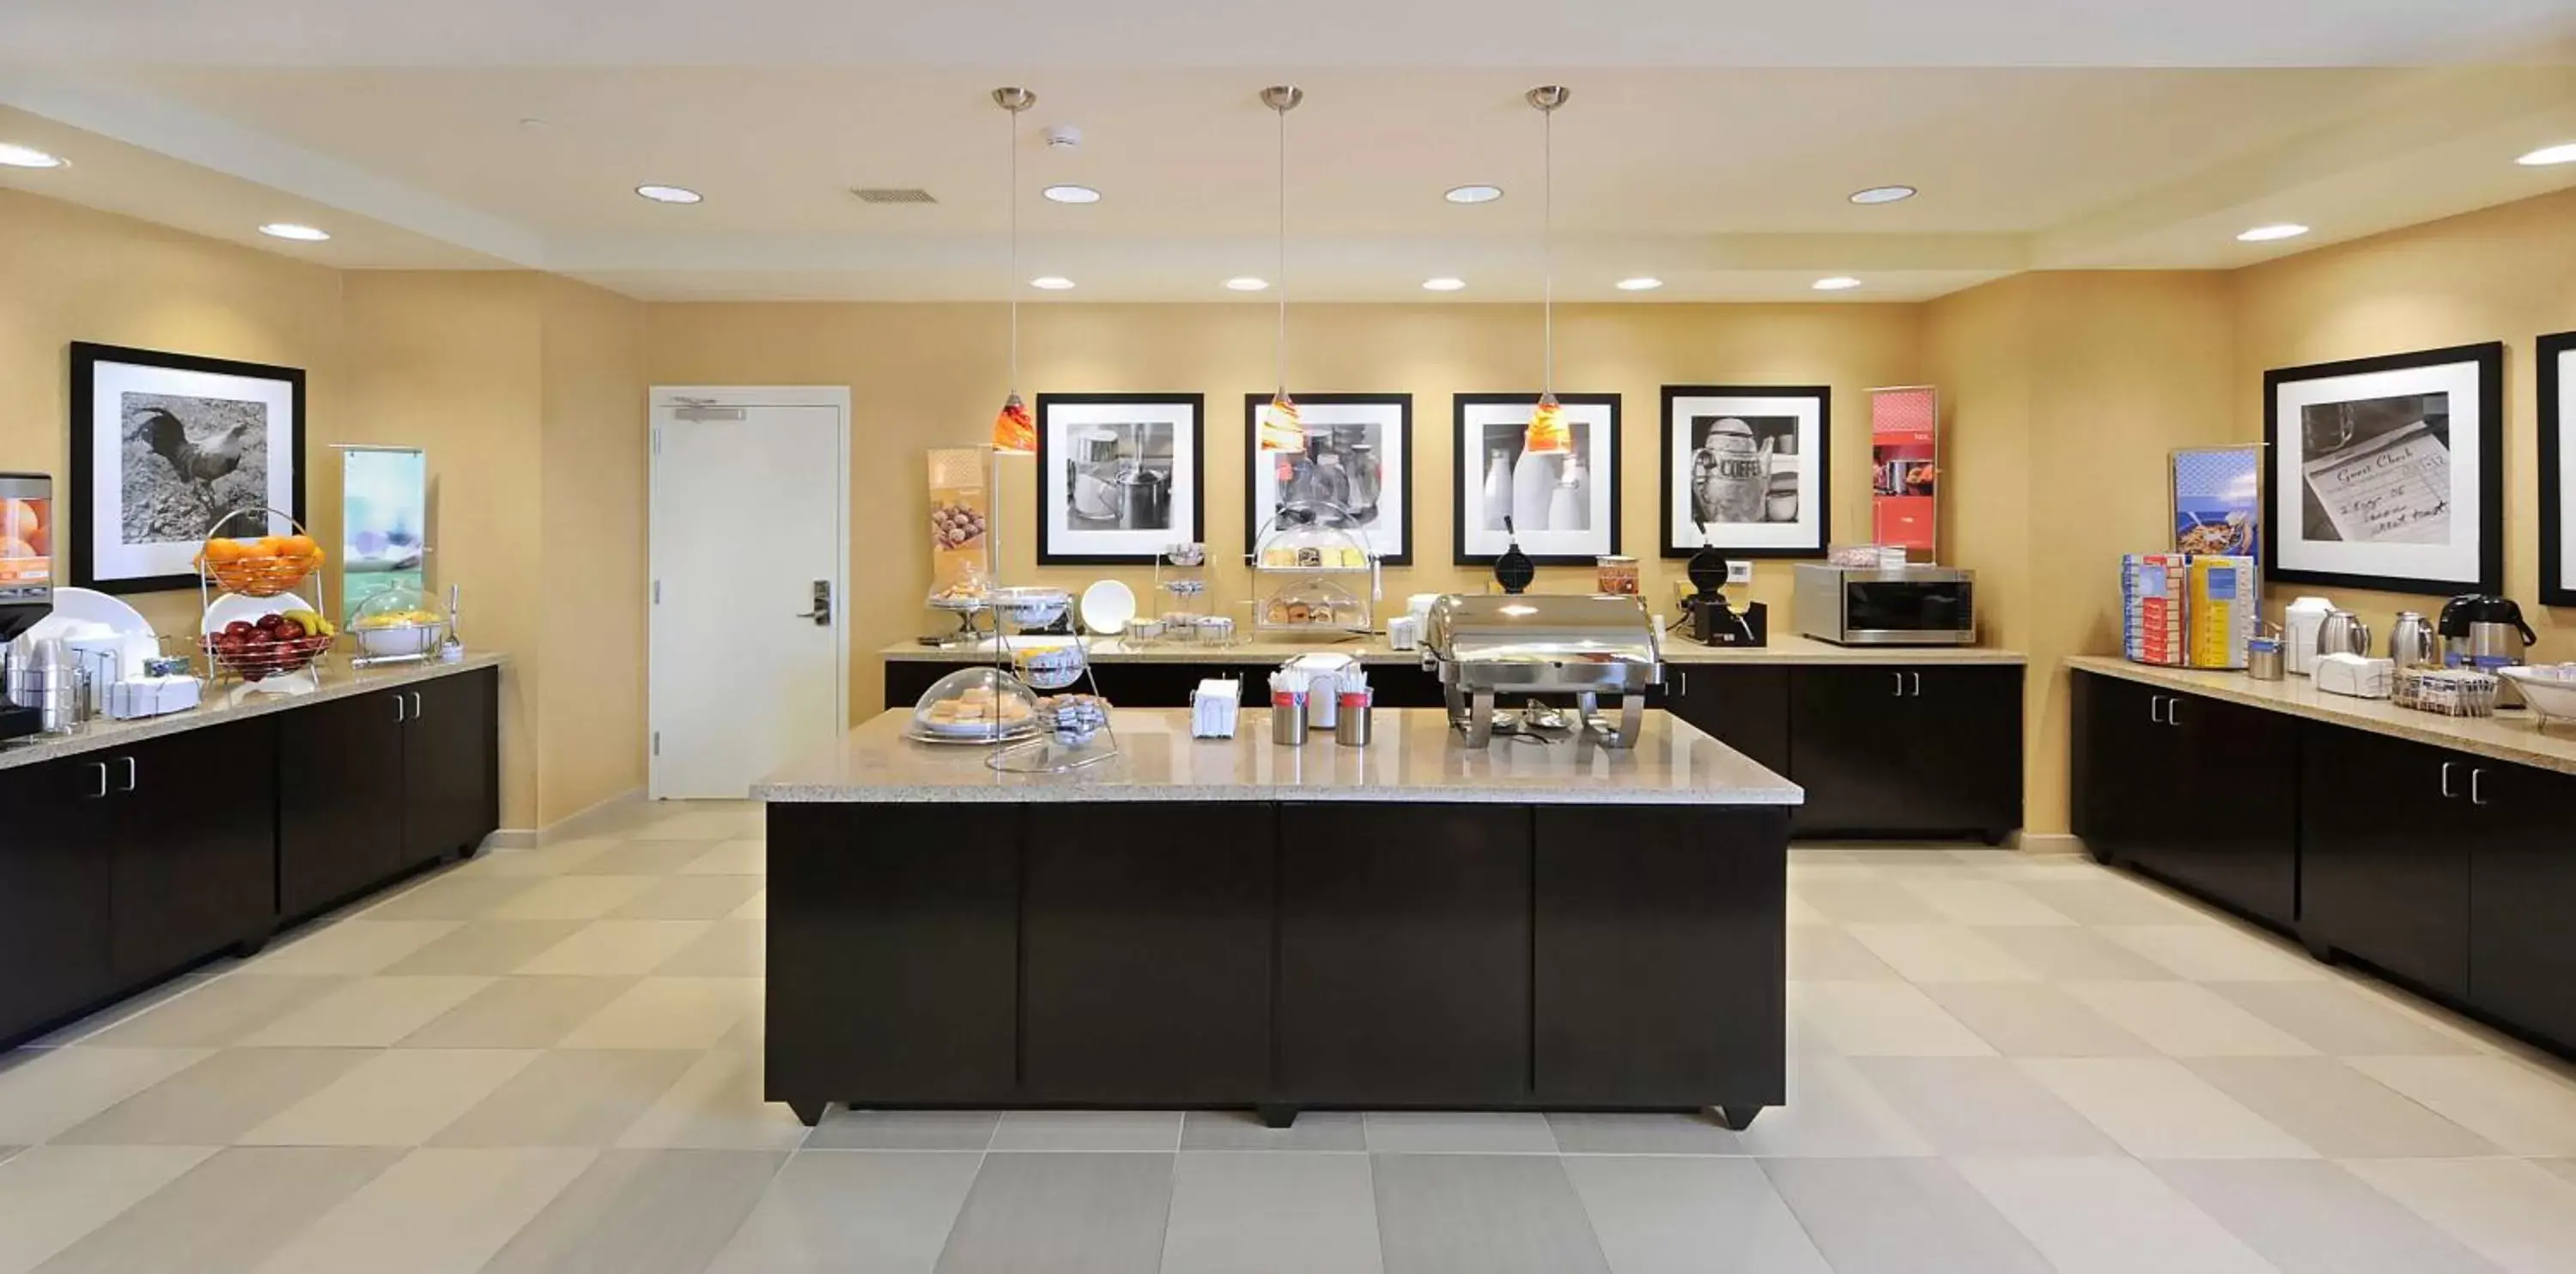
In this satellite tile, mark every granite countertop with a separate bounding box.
[2069,655,2576,777]
[884,632,2024,667]
[0,652,506,774]
[755,707,1804,805]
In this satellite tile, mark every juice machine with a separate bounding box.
[0,472,55,743]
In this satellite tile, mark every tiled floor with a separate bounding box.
[5,810,2576,1272]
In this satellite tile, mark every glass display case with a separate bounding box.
[1251,501,1379,637]
[907,666,1042,743]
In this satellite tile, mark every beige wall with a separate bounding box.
[645,300,1921,721]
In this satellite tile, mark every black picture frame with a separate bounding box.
[2540,331,2576,607]
[1658,384,1832,560]
[1240,392,1413,566]
[69,341,307,594]
[1033,392,1206,566]
[1450,392,1622,567]
[2262,342,2504,597]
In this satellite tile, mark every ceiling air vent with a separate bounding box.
[852,187,938,204]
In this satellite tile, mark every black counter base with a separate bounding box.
[767,799,1788,1126]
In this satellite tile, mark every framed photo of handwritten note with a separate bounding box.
[2264,343,2503,596]
[2540,331,2576,606]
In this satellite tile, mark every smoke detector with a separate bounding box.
[1043,125,1083,150]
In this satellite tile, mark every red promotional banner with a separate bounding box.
[1870,386,1938,556]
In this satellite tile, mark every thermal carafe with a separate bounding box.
[2388,611,2438,668]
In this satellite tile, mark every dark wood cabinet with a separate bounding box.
[2073,672,2298,930]
[2299,722,2471,999]
[107,719,281,985]
[2468,761,2576,1053]
[0,756,116,1044]
[1663,664,1789,779]
[404,671,500,865]
[1789,664,2022,840]
[280,690,408,919]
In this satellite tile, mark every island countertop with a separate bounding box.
[755,707,1803,805]
[884,632,2023,667]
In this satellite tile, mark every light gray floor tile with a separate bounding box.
[82,976,353,1047]
[653,919,765,976]
[678,840,766,876]
[240,1047,537,1147]
[484,875,659,921]
[2182,1056,2499,1157]
[1901,877,2075,926]
[1180,1110,1365,1151]
[1564,1156,1829,1274]
[705,1150,981,1274]
[477,1148,784,1274]
[613,1046,808,1150]
[556,977,759,1050]
[2099,923,2325,982]
[395,976,640,1048]
[30,1145,399,1274]
[1762,1156,2052,1274]
[1365,1111,1558,1154]
[1845,924,2041,982]
[2059,980,2317,1056]
[1919,982,2157,1057]
[572,841,729,875]
[611,876,767,921]
[805,1110,999,1151]
[53,1048,375,1145]
[629,808,764,841]
[2153,1159,2506,1274]
[246,920,464,977]
[2543,1159,2576,1189]
[1733,1054,1935,1158]
[21,968,226,1046]
[248,1147,596,1274]
[1371,1154,1610,1274]
[378,920,591,975]
[0,1145,216,1274]
[1847,1057,2123,1157]
[1972,925,2179,981]
[933,1152,1175,1274]
[1546,1113,1741,1155]
[990,1109,1182,1151]
[1787,924,1900,980]
[0,1048,210,1144]
[1958,1156,2275,1273]
[2018,1058,2315,1159]
[1794,980,1996,1056]
[2341,1157,2576,1274]
[2014,877,2206,926]
[1160,1150,1382,1274]
[2203,980,2484,1057]
[1789,881,1946,923]
[513,920,713,976]
[239,976,494,1047]
[428,1050,698,1147]
[360,874,540,921]
[2344,1054,2576,1156]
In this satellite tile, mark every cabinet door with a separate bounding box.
[2153,694,2299,929]
[0,757,115,1045]
[111,719,279,984]
[404,670,499,866]
[1665,664,1789,779]
[2467,761,2576,1052]
[2073,672,2167,861]
[1904,665,2024,841]
[2298,724,2467,999]
[279,690,409,919]
[1788,666,1924,835]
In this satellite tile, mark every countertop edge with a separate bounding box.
[2066,654,2576,778]
[0,654,507,773]
[752,782,1805,805]
[883,638,2026,667]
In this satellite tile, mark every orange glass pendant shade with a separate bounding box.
[991,392,1036,455]
[1258,391,1305,453]
[1523,392,1571,454]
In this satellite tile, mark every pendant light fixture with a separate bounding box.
[989,87,1038,454]
[1256,85,1306,453]
[1522,85,1571,455]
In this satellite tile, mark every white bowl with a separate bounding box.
[353,620,446,658]
[2500,664,2576,721]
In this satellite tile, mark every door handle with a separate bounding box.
[794,579,832,625]
[1674,669,1687,696]
[1909,670,1922,697]
[2166,697,2182,729]
[1892,671,1906,697]
[83,761,107,799]
[118,755,137,793]
[412,691,423,719]
[395,693,407,723]
[2471,767,2488,806]
[2439,761,2457,798]
[2148,695,2166,725]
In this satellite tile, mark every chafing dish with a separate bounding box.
[1420,594,1662,748]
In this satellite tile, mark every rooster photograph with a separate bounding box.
[118,391,270,542]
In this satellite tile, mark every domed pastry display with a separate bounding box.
[1251,501,1379,636]
[907,666,1042,743]
[349,585,448,659]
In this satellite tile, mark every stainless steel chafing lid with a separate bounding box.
[1422,594,1659,664]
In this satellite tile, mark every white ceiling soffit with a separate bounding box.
[3,0,2573,66]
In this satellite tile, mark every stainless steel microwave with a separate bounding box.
[1793,564,1976,646]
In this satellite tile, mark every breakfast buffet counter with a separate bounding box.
[886,633,2025,665]
[758,706,1794,1130]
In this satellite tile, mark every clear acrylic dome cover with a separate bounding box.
[1253,504,1373,571]
[911,666,1040,737]
[350,585,438,628]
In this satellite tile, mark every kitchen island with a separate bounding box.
[754,707,1800,1128]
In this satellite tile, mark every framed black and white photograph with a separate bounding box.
[2538,331,2576,606]
[1035,392,1204,565]
[1660,385,1831,558]
[1242,392,1412,565]
[1452,393,1619,565]
[2263,343,2503,596]
[69,342,306,593]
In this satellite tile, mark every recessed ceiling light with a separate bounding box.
[258,223,331,242]
[1850,185,1917,204]
[2516,142,2576,167]
[1042,185,1101,204]
[1444,185,1504,204]
[1422,277,1467,292]
[0,143,66,169]
[1030,276,1075,290]
[1225,277,1269,291]
[1812,276,1862,291]
[1616,276,1663,291]
[2237,223,2309,242]
[635,184,702,204]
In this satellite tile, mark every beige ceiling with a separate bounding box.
[1,1,2572,301]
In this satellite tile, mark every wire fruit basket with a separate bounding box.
[195,506,337,686]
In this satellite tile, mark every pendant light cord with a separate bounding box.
[1007,102,1020,395]
[1275,97,1288,394]
[1541,100,1554,397]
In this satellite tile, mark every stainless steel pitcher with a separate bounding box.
[2317,609,2371,661]
[2388,610,2438,668]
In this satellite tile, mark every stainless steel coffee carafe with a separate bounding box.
[2388,611,2438,668]
[2316,609,2371,661]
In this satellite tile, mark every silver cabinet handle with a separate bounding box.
[2471,767,2488,806]
[84,761,108,799]
[412,690,423,719]
[1677,669,1688,695]
[1892,671,1905,697]
[2440,761,2457,798]
[2166,697,2182,729]
[2148,695,2166,725]
[119,755,137,793]
[395,693,407,723]
[1909,670,1923,697]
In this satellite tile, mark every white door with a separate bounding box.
[648,387,849,798]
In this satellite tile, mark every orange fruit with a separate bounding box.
[280,534,319,558]
[254,537,286,557]
[204,538,250,563]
